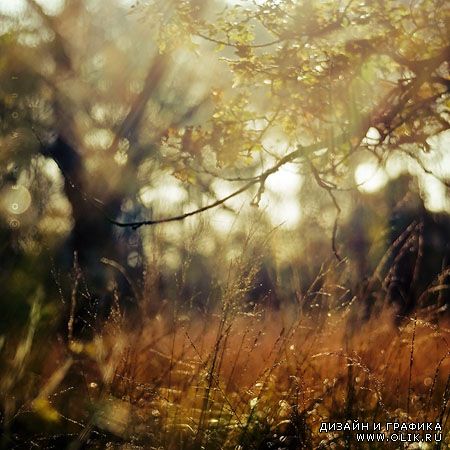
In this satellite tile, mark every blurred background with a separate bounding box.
[0,0,449,333]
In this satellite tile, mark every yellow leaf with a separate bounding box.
[32,398,59,423]
[68,340,84,354]
[84,341,98,358]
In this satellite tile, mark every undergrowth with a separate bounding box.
[1,245,450,450]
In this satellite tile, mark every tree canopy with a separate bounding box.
[0,0,449,307]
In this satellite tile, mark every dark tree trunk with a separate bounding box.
[43,136,142,337]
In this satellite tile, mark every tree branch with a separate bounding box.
[196,32,282,49]
[110,177,258,230]
[109,137,348,230]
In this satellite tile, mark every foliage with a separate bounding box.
[138,0,450,214]
[0,0,448,232]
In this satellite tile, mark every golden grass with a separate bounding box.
[1,243,450,449]
[12,301,445,449]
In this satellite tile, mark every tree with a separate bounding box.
[0,0,449,324]
[117,0,449,249]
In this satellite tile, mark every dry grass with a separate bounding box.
[2,291,449,449]
[1,237,450,449]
